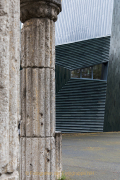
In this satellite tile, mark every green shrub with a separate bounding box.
[58,173,66,180]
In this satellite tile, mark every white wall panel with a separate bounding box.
[55,0,114,45]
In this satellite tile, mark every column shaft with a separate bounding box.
[20,1,61,179]
[21,19,55,137]
[8,0,20,173]
[0,0,20,179]
[0,0,10,174]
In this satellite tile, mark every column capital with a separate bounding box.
[20,0,62,23]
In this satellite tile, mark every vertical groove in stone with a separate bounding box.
[50,20,55,69]
[20,138,26,180]
[38,69,45,137]
[33,23,38,67]
[59,134,62,176]
[45,69,50,137]
[50,137,55,180]
[55,134,58,176]
[29,22,34,67]
[38,19,45,67]
[39,138,45,180]
[32,69,39,136]
[45,18,50,67]
[45,138,50,180]
[26,26,31,67]
[55,133,62,179]
[26,68,32,137]
[50,69,55,136]
[20,69,26,136]
[21,27,25,68]
[20,138,22,180]
[26,138,32,180]
[32,138,39,180]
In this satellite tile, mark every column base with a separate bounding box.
[20,137,56,180]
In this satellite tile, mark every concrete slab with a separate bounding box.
[62,132,120,180]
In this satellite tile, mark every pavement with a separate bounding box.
[62,132,120,180]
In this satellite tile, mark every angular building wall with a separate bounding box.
[55,0,114,45]
[104,0,120,131]
[55,65,71,93]
[55,36,110,133]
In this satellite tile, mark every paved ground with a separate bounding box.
[62,132,120,180]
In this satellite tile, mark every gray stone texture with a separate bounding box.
[0,0,20,178]
[20,0,61,179]
[0,171,19,180]
[0,0,10,174]
[20,0,61,23]
[20,68,55,137]
[104,0,120,131]
[21,19,55,69]
[55,132,62,179]
[8,0,20,173]
[20,137,56,180]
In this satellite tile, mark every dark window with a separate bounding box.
[71,69,80,78]
[93,64,102,80]
[71,63,107,81]
[82,67,92,79]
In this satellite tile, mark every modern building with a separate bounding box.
[55,0,114,133]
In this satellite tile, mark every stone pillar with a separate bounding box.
[104,0,120,132]
[55,132,62,179]
[0,0,20,179]
[20,0,61,179]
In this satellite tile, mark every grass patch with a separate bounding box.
[58,173,67,180]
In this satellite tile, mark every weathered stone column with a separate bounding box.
[104,0,120,132]
[20,0,61,179]
[55,132,62,179]
[0,0,20,179]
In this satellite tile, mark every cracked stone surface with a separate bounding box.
[0,0,20,178]
[20,0,62,179]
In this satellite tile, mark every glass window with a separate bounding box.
[93,64,102,80]
[71,69,80,78]
[71,64,104,80]
[82,67,92,79]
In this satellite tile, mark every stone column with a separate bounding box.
[55,132,62,179]
[104,0,120,132]
[0,0,20,179]
[20,0,61,179]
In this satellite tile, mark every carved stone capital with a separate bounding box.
[20,0,62,23]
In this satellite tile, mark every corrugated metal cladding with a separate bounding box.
[55,0,114,45]
[55,65,71,93]
[56,36,111,70]
[55,36,111,133]
[56,79,107,133]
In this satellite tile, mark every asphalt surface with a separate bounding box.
[62,132,120,180]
